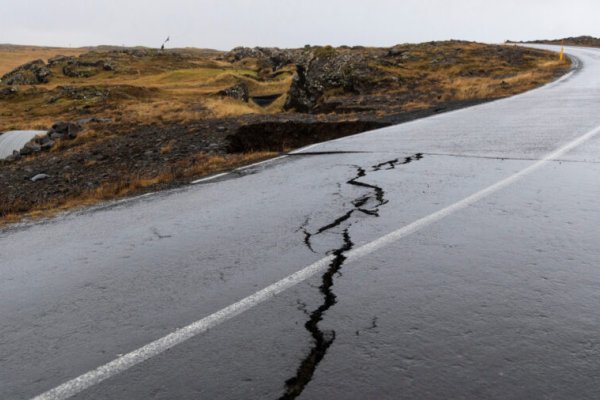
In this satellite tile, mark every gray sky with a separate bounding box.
[1,0,599,50]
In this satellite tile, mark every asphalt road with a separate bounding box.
[2,44,600,399]
[0,131,46,159]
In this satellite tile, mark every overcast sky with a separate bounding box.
[1,0,599,50]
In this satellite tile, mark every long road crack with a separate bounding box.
[279,229,353,400]
[279,153,423,399]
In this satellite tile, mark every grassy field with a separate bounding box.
[0,41,570,224]
[0,42,569,132]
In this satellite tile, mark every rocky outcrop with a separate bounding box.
[62,59,114,78]
[284,64,313,112]
[48,122,82,140]
[224,47,311,71]
[284,51,370,112]
[225,47,271,62]
[225,46,372,113]
[49,56,114,78]
[48,86,111,103]
[1,60,52,85]
[47,55,75,67]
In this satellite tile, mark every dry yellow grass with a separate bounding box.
[0,46,292,131]
[203,97,262,117]
[0,45,84,76]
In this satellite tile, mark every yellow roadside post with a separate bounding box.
[560,40,565,61]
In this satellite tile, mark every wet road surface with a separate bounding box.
[2,45,600,399]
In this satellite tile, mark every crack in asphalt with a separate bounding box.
[372,153,423,171]
[279,153,423,399]
[279,228,353,400]
[151,227,172,239]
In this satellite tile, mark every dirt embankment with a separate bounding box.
[0,41,570,223]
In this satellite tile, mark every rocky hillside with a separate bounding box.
[524,35,600,48]
[0,41,570,223]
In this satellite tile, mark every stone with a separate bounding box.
[30,143,42,152]
[39,135,52,145]
[20,147,33,156]
[49,132,65,140]
[41,140,55,150]
[31,173,50,182]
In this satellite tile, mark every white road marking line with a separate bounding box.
[31,124,600,400]
[234,155,288,171]
[190,172,230,184]
[32,254,335,400]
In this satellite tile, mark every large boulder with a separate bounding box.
[1,59,52,85]
[284,50,370,112]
